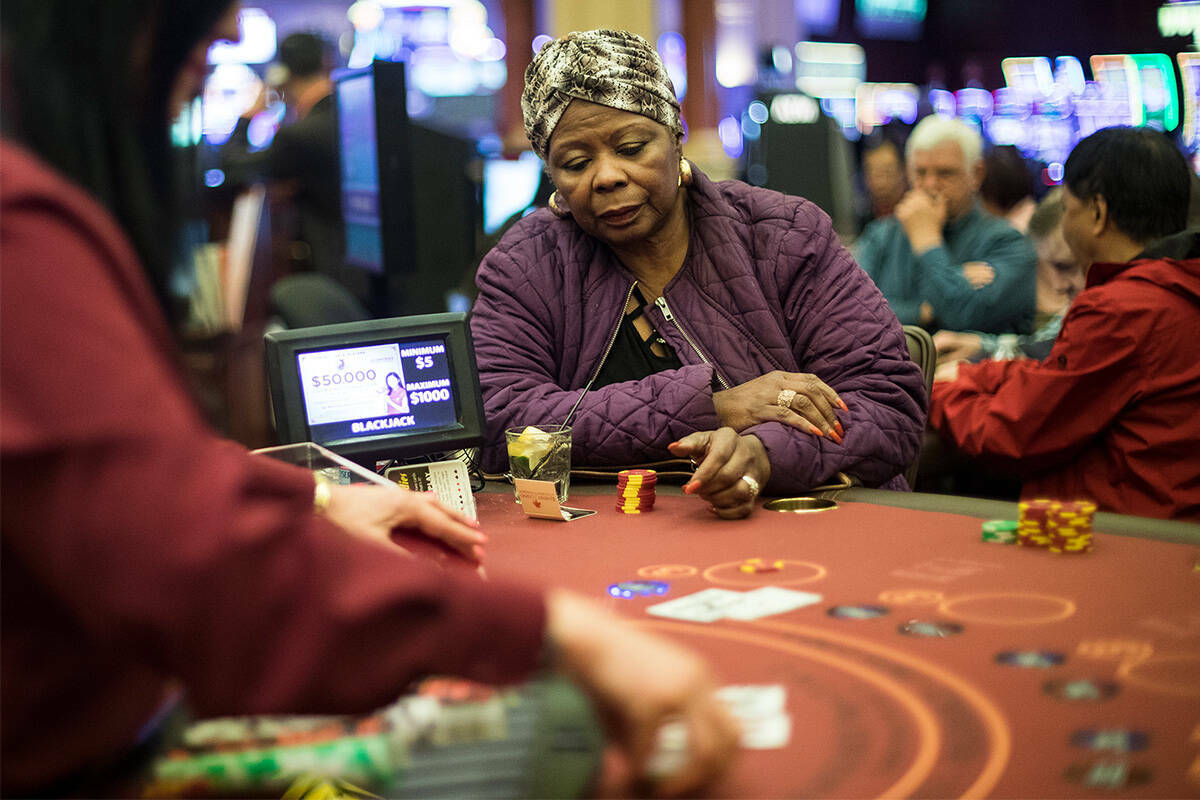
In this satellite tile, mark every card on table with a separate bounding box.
[716,684,787,717]
[647,587,823,623]
[646,588,746,623]
[721,586,824,620]
[736,712,793,749]
[716,684,792,749]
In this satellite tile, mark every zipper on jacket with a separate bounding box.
[654,296,732,390]
[561,281,638,426]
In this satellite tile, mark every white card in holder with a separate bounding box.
[385,460,477,520]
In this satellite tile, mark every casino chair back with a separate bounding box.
[902,325,936,489]
[269,273,371,329]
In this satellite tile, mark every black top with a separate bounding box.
[592,288,683,388]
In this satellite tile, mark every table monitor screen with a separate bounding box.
[266,313,484,466]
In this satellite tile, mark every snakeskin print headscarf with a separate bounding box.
[521,29,683,161]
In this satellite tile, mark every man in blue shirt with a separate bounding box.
[855,116,1036,333]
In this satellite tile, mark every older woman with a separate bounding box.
[472,29,926,517]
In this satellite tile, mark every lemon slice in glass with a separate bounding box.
[508,426,555,474]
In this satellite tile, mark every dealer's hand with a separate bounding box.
[933,330,983,364]
[895,189,948,255]
[669,428,770,519]
[546,590,739,797]
[324,484,486,562]
[714,370,844,442]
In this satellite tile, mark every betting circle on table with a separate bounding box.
[480,491,1200,798]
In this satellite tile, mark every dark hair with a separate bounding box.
[279,33,329,80]
[0,0,234,317]
[980,145,1034,213]
[1063,126,1190,244]
[864,138,902,163]
[860,120,909,163]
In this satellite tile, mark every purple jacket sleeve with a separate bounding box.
[750,205,927,493]
[471,245,720,472]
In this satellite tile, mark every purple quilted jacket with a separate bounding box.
[470,168,926,493]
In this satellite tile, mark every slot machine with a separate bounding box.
[1178,52,1200,158]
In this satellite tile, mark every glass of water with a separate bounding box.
[506,425,572,503]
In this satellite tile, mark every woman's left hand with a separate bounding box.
[713,371,844,443]
[668,429,770,519]
[324,484,487,562]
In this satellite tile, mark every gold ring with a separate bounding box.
[740,474,761,496]
[776,388,797,409]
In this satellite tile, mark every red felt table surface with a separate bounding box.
[477,491,1200,799]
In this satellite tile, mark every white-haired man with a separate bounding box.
[855,116,1036,333]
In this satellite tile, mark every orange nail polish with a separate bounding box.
[838,398,849,411]
[835,421,844,437]
[830,431,843,445]
[809,425,823,437]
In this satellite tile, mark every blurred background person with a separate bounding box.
[933,188,1085,377]
[978,144,1037,232]
[857,136,908,230]
[854,115,1037,334]
[220,32,366,305]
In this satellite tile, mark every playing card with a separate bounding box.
[717,684,792,750]
[722,586,823,620]
[737,712,793,749]
[646,588,745,623]
[716,684,787,718]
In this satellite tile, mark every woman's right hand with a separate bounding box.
[713,371,844,442]
[546,590,740,797]
[668,428,770,519]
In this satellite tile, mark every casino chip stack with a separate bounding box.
[1018,499,1059,548]
[1017,499,1096,553]
[615,469,657,513]
[1048,500,1096,554]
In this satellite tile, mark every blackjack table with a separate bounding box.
[478,484,1200,799]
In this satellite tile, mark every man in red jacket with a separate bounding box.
[929,126,1199,520]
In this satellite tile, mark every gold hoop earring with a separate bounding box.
[548,191,570,218]
[678,157,693,187]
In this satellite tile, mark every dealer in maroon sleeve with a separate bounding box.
[0,140,547,795]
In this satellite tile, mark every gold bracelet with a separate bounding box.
[312,474,332,515]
